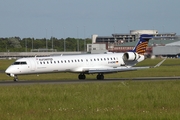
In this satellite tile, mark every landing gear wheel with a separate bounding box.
[13,76,18,82]
[96,75,100,80]
[96,74,104,80]
[78,74,86,80]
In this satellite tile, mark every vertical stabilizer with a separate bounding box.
[132,34,153,55]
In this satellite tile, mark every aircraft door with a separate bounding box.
[29,58,36,71]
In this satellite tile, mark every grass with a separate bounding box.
[0,81,180,119]
[0,58,180,119]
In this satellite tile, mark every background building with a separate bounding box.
[92,30,175,45]
[153,40,180,58]
[90,30,179,57]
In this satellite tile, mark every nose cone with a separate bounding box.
[5,66,16,77]
[5,66,13,74]
[5,68,10,74]
[5,67,10,77]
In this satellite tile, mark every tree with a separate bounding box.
[8,37,22,48]
[0,37,92,52]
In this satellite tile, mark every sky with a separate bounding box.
[0,0,180,39]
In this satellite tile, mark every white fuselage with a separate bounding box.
[6,53,131,76]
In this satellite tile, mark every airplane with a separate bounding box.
[5,34,166,81]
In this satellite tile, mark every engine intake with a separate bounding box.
[123,52,139,61]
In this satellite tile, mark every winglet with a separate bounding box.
[132,58,167,70]
[132,34,153,55]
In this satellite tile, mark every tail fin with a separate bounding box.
[132,34,153,55]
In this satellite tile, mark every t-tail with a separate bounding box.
[123,34,153,65]
[132,34,153,55]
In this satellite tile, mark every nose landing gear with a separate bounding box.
[13,75,18,82]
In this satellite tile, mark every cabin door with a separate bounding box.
[29,59,36,71]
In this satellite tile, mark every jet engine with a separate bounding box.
[123,52,140,61]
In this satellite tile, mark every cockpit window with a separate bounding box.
[13,61,27,65]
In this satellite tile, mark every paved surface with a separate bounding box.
[1,76,180,86]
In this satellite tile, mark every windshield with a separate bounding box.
[13,61,27,65]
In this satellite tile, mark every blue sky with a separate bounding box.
[0,0,179,39]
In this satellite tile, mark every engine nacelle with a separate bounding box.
[123,52,140,61]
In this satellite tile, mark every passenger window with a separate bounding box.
[104,58,106,61]
[47,61,49,64]
[58,61,59,63]
[81,59,83,62]
[61,60,63,63]
[71,60,73,62]
[68,60,70,63]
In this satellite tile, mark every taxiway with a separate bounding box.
[0,76,180,86]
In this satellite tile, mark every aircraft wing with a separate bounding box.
[88,67,140,74]
[87,66,150,74]
[87,58,166,74]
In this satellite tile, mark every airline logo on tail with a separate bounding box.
[132,34,153,55]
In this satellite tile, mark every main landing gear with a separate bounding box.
[78,73,104,80]
[96,73,104,80]
[78,73,86,80]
